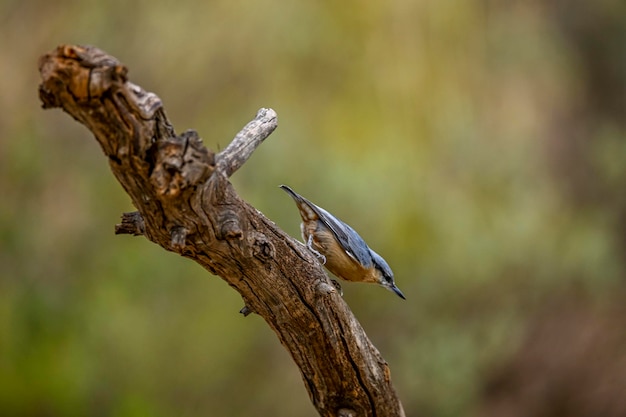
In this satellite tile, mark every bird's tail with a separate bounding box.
[280,185,319,221]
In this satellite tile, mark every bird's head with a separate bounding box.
[370,250,405,300]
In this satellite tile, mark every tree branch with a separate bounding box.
[38,44,405,417]
[217,107,278,177]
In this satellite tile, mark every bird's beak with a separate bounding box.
[389,284,406,300]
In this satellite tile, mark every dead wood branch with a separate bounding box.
[38,44,405,417]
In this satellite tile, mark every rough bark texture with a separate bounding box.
[38,45,405,417]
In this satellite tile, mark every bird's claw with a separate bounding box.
[306,234,327,265]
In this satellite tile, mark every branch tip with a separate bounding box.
[170,226,188,250]
[240,305,253,317]
[115,211,145,236]
[216,108,278,177]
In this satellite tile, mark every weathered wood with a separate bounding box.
[38,44,405,417]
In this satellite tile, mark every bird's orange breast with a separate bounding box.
[302,221,378,283]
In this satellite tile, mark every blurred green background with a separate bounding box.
[1,0,625,416]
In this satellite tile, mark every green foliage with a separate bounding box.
[1,0,624,415]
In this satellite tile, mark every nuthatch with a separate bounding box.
[280,185,405,299]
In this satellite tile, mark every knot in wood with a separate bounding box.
[217,208,243,240]
[150,130,214,197]
[250,232,275,260]
[125,82,162,120]
[337,408,357,417]
[316,280,341,297]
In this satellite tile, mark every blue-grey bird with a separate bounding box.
[280,185,405,299]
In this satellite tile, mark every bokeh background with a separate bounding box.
[1,1,625,416]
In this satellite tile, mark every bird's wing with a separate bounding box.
[280,185,373,268]
[312,205,374,269]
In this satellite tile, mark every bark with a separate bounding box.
[38,45,405,417]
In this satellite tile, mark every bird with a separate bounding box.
[280,185,405,299]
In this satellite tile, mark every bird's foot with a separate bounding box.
[306,234,327,265]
